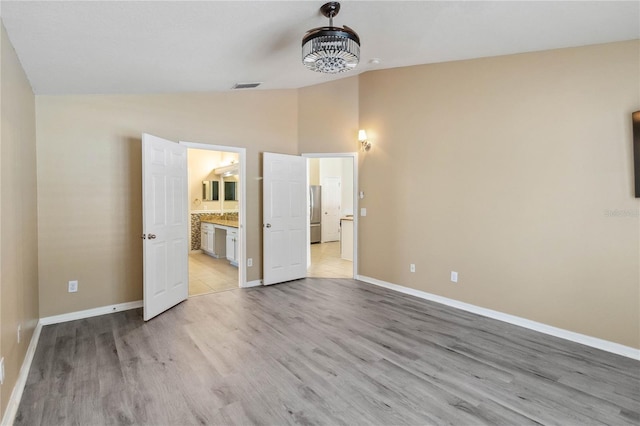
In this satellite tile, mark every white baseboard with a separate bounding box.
[1,320,43,426]
[356,275,640,361]
[242,279,262,288]
[190,249,203,254]
[2,301,143,425]
[40,300,143,326]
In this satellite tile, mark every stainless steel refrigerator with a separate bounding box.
[310,185,321,244]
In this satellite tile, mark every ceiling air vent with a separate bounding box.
[232,82,262,89]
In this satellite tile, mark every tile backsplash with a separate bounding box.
[190,212,238,250]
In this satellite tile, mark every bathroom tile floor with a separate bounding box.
[188,253,238,297]
[189,241,352,297]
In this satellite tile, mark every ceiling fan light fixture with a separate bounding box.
[302,2,360,74]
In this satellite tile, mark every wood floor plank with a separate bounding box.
[15,278,640,425]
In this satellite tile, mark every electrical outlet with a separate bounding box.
[0,357,5,385]
[17,324,21,344]
[451,271,458,283]
[68,280,78,293]
[247,258,253,267]
[410,264,416,273]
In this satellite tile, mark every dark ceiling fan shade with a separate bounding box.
[301,2,361,74]
[302,26,360,46]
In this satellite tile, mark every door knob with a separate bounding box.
[148,234,157,239]
[265,224,271,228]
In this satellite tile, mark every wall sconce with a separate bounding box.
[358,129,371,151]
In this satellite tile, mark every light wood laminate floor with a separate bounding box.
[16,278,639,425]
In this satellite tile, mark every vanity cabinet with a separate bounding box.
[201,221,238,265]
[226,230,238,266]
[201,223,216,256]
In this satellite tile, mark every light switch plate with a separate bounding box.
[68,280,78,293]
[451,271,458,283]
[360,208,367,217]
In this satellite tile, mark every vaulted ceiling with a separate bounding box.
[2,1,638,95]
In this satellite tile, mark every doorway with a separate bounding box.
[303,153,358,279]
[181,141,246,296]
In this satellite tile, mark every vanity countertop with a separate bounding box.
[201,218,239,228]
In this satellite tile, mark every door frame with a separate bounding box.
[301,152,358,279]
[180,141,247,288]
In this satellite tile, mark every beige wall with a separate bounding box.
[356,41,640,348]
[36,91,297,317]
[0,23,39,416]
[298,76,360,153]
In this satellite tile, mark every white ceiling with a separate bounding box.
[1,1,638,95]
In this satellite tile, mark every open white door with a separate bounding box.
[142,133,188,321]
[263,152,308,285]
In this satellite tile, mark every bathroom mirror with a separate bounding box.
[224,181,237,201]
[202,180,219,201]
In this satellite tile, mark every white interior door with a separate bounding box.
[263,152,307,285]
[142,133,188,321]
[321,176,341,242]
